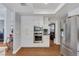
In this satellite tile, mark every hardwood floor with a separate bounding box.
[5,48,13,56]
[5,42,13,56]
[16,40,60,56]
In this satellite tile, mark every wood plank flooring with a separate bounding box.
[16,40,60,56]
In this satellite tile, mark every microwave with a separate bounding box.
[43,29,48,35]
[34,26,42,31]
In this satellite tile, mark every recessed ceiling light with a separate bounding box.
[44,3,48,5]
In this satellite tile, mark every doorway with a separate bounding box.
[49,23,55,46]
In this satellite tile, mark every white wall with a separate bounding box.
[13,13,21,54]
[68,7,79,17]
[55,20,60,45]
[21,16,49,47]
[49,17,61,45]
[0,4,21,54]
[4,7,12,43]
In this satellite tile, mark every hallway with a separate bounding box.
[16,40,60,56]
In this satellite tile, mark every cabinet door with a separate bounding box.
[63,18,71,48]
[0,48,5,56]
[76,16,79,51]
[61,17,77,56]
[70,16,77,52]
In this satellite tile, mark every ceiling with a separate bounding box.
[56,3,79,16]
[3,3,65,15]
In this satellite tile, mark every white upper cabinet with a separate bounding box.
[0,4,6,20]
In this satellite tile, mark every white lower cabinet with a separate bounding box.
[60,44,77,56]
[0,47,6,56]
[77,52,79,56]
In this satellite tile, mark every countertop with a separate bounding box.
[0,42,7,48]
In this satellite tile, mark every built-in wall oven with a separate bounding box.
[34,26,43,43]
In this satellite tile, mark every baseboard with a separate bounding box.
[13,46,21,54]
[55,43,60,45]
[54,41,60,45]
[21,46,49,48]
[21,45,49,48]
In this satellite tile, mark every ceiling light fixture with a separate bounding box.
[44,3,48,5]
